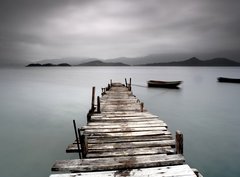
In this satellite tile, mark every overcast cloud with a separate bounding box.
[0,0,240,65]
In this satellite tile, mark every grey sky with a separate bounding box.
[1,0,240,65]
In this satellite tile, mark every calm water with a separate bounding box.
[0,66,240,177]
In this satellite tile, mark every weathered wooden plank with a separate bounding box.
[90,116,159,120]
[84,126,167,133]
[96,113,158,118]
[101,96,136,99]
[87,120,165,126]
[84,130,172,137]
[83,123,168,129]
[92,112,155,116]
[66,140,175,152]
[90,114,161,119]
[50,164,196,177]
[100,108,145,112]
[101,103,141,107]
[86,146,175,157]
[67,139,175,152]
[86,135,173,143]
[90,118,161,123]
[51,154,185,172]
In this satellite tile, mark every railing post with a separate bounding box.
[73,120,82,159]
[79,129,88,158]
[91,86,95,112]
[176,130,183,154]
[97,96,101,113]
[140,102,144,112]
[125,78,128,87]
[87,110,92,122]
[101,88,104,95]
[129,78,132,91]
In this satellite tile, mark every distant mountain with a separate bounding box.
[36,57,97,65]
[29,55,240,67]
[140,57,240,66]
[78,60,129,66]
[26,63,71,67]
[105,53,190,65]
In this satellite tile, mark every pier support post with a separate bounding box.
[73,120,82,159]
[97,96,101,113]
[79,129,88,158]
[91,86,95,112]
[101,88,104,96]
[125,78,128,87]
[176,130,183,154]
[87,110,92,122]
[140,102,144,112]
[128,78,132,91]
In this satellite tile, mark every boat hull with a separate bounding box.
[218,77,240,83]
[147,80,182,88]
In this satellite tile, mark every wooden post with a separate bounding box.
[87,109,92,122]
[91,86,95,111]
[110,79,112,86]
[73,120,82,159]
[79,129,88,158]
[125,78,128,87]
[129,78,132,91]
[97,96,101,113]
[176,130,183,154]
[140,102,144,112]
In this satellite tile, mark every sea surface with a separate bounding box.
[0,66,240,177]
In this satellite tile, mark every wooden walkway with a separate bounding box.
[50,81,202,177]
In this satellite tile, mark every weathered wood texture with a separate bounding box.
[50,164,197,177]
[52,154,185,172]
[51,82,200,176]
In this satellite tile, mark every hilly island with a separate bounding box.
[26,57,240,67]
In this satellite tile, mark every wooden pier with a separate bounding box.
[50,80,202,177]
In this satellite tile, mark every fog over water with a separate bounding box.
[0,67,240,177]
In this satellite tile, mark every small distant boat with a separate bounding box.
[147,80,182,88]
[218,77,240,83]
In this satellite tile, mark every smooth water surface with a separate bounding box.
[0,66,240,177]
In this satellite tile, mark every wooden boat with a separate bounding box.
[218,77,240,83]
[147,80,182,88]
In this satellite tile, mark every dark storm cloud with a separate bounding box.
[0,0,240,65]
